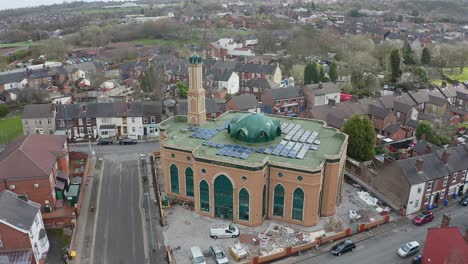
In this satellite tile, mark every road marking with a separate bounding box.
[90,159,105,264]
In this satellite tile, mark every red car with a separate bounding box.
[412,211,434,226]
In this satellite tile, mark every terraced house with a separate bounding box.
[159,55,348,227]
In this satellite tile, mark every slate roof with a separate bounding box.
[63,61,101,73]
[0,135,67,180]
[22,104,54,119]
[229,94,259,110]
[0,71,27,85]
[437,84,468,99]
[369,104,391,119]
[270,86,303,100]
[306,82,340,96]
[383,123,400,134]
[422,227,468,264]
[412,140,442,155]
[243,78,279,90]
[0,190,40,232]
[405,119,419,129]
[435,144,468,173]
[394,101,413,114]
[235,63,277,75]
[397,152,450,185]
[408,89,445,105]
[206,69,234,82]
[456,91,468,101]
[310,101,370,129]
[175,98,220,115]
[428,95,447,106]
[394,93,418,106]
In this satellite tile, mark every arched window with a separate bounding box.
[273,184,285,217]
[185,167,194,197]
[292,188,304,221]
[239,188,249,221]
[170,164,179,194]
[262,185,266,218]
[200,180,209,212]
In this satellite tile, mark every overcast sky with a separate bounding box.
[0,0,127,10]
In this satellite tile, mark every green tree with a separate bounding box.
[329,62,338,82]
[342,115,376,161]
[351,69,365,91]
[416,121,432,140]
[176,81,188,98]
[304,62,320,85]
[319,65,325,82]
[140,66,162,100]
[402,41,414,65]
[415,66,429,84]
[390,48,402,82]
[350,10,360,17]
[363,74,380,96]
[0,104,9,117]
[310,2,316,11]
[421,47,431,65]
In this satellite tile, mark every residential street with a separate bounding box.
[278,205,468,264]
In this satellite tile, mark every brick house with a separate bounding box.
[236,63,282,84]
[239,78,279,101]
[370,144,468,215]
[0,190,49,264]
[369,104,397,135]
[55,103,98,140]
[22,104,56,135]
[225,94,260,113]
[410,140,442,157]
[261,86,305,116]
[0,135,69,213]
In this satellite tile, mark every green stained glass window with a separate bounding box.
[292,188,304,221]
[185,167,194,197]
[214,175,233,220]
[170,164,179,194]
[273,184,285,217]
[239,188,249,221]
[200,180,210,212]
[262,185,266,218]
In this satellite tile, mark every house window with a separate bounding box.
[424,194,430,205]
[38,120,42,125]
[59,120,65,126]
[275,100,281,105]
[292,98,297,103]
[448,186,456,195]
[414,199,419,208]
[149,127,155,134]
[48,119,52,125]
[87,127,92,135]
[122,117,127,124]
[462,170,467,181]
[440,190,445,198]
[417,186,422,193]
[86,118,91,125]
[427,181,433,192]
[443,176,448,187]
[25,120,29,125]
[49,129,53,134]
[151,116,156,124]
[0,239,2,247]
[79,127,84,134]
[300,98,304,102]
[78,119,83,125]
[131,117,135,123]
[132,127,136,133]
[452,172,458,183]
[143,117,148,124]
[123,126,127,134]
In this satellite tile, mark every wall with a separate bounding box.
[272,67,282,84]
[126,116,143,139]
[2,177,55,212]
[321,161,341,217]
[405,183,425,215]
[23,118,56,136]
[30,211,49,262]
[0,223,31,250]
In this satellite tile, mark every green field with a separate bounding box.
[443,67,468,82]
[0,41,37,48]
[0,116,23,144]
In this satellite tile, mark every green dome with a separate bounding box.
[189,54,202,64]
[228,113,281,143]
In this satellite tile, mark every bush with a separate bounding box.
[0,104,9,117]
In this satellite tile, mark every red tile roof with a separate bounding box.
[422,227,468,264]
[0,135,67,180]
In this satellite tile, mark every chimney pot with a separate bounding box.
[415,158,424,173]
[440,213,451,228]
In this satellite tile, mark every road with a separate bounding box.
[69,141,160,161]
[278,206,468,264]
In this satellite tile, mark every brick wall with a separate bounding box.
[2,177,55,211]
[0,224,31,250]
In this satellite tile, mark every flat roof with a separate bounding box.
[160,112,347,171]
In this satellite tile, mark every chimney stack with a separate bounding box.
[420,134,427,141]
[18,194,28,202]
[318,82,323,89]
[440,213,451,228]
[441,150,449,166]
[415,158,424,173]
[424,145,432,154]
[82,104,87,112]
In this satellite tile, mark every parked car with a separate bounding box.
[119,138,137,145]
[190,246,206,264]
[210,243,229,264]
[412,211,434,226]
[459,195,468,206]
[331,240,356,256]
[397,241,420,257]
[210,224,239,239]
[97,138,113,145]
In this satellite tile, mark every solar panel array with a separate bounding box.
[216,144,255,160]
[181,122,229,140]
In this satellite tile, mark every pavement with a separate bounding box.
[274,199,468,264]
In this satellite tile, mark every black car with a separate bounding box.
[460,196,468,206]
[331,240,356,256]
[97,138,113,145]
[119,138,138,145]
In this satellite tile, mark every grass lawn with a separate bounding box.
[0,41,37,48]
[0,116,23,144]
[443,67,468,82]
[129,38,187,47]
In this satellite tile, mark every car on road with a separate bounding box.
[397,241,420,257]
[210,224,239,239]
[97,138,113,145]
[190,246,206,264]
[210,243,229,264]
[331,240,356,256]
[412,211,434,226]
[459,195,468,206]
[119,138,137,145]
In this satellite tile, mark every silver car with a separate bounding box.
[210,243,229,264]
[397,241,420,257]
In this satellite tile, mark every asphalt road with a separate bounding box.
[279,206,468,264]
[69,141,160,161]
[91,159,145,264]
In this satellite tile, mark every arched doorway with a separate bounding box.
[239,188,249,221]
[185,167,194,197]
[199,180,210,212]
[214,175,233,220]
[170,164,179,194]
[292,188,304,221]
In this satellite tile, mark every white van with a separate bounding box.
[210,224,240,239]
[190,246,206,264]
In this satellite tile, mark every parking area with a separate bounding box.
[163,179,399,264]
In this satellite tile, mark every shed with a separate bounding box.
[67,184,81,206]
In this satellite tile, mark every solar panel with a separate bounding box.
[240,153,249,159]
[281,122,289,131]
[203,141,210,146]
[299,131,312,143]
[292,129,305,142]
[264,146,275,154]
[288,142,303,158]
[314,140,321,145]
[233,152,242,158]
[306,131,319,144]
[281,141,296,156]
[284,129,297,140]
[216,143,224,148]
[310,144,319,151]
[256,147,265,153]
[272,140,288,155]
[296,143,311,159]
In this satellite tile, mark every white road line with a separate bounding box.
[90,159,105,264]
